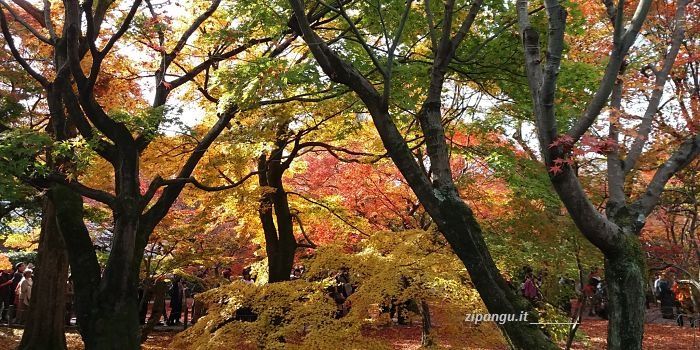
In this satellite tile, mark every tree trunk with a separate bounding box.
[18,195,69,350]
[258,145,298,284]
[420,299,434,348]
[438,196,556,350]
[51,184,142,349]
[267,241,296,283]
[85,296,141,350]
[604,236,646,350]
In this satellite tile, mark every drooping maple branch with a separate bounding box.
[288,191,369,237]
[46,174,117,208]
[0,0,50,43]
[141,170,259,207]
[0,9,50,87]
[292,213,317,248]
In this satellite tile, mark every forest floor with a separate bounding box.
[2,316,698,349]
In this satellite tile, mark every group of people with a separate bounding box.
[326,267,354,318]
[0,262,33,325]
[138,274,192,327]
[652,270,696,326]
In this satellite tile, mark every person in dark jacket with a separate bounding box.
[658,272,676,319]
[0,268,14,322]
[167,276,184,325]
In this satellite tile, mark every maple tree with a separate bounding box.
[517,0,698,348]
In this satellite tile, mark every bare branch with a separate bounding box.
[623,0,689,174]
[632,134,700,220]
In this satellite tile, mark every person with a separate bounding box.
[0,268,13,323]
[522,272,538,301]
[584,268,601,316]
[9,262,25,322]
[221,268,232,282]
[657,272,676,319]
[65,275,75,326]
[167,276,184,326]
[336,267,353,298]
[290,266,304,280]
[653,274,662,303]
[16,269,33,324]
[241,268,254,285]
[148,277,168,325]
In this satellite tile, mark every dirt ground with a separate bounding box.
[2,318,698,349]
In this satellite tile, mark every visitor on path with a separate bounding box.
[167,275,184,326]
[65,276,74,326]
[241,268,255,285]
[522,272,538,301]
[290,265,304,280]
[148,277,168,325]
[15,269,32,324]
[8,262,25,322]
[0,267,13,323]
[652,274,662,304]
[584,268,601,316]
[657,272,676,319]
[222,268,232,282]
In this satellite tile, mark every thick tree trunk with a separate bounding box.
[258,145,298,284]
[18,195,69,350]
[604,236,646,350]
[267,241,296,283]
[52,185,142,349]
[86,296,141,350]
[438,196,556,350]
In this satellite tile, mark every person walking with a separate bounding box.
[16,269,33,324]
[167,276,184,326]
[522,272,539,301]
[9,263,25,322]
[0,268,13,323]
[658,272,676,319]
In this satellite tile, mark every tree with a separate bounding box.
[287,0,556,348]
[517,0,697,348]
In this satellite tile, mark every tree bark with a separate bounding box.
[51,184,144,349]
[604,236,646,350]
[258,143,298,283]
[438,197,556,349]
[420,300,434,348]
[18,195,69,350]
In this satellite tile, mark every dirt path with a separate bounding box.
[570,319,700,350]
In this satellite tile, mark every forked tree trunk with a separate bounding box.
[258,143,298,284]
[19,196,69,350]
[52,184,142,349]
[604,236,646,350]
